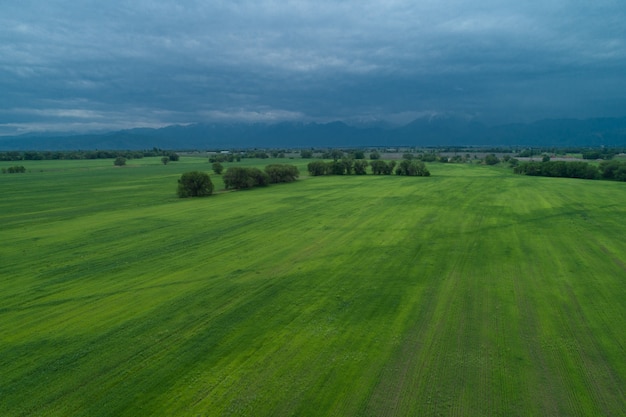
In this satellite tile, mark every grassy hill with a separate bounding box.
[1,157,624,416]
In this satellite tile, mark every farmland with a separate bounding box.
[1,157,625,416]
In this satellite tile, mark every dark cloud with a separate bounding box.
[1,0,625,135]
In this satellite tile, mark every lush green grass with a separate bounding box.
[1,158,625,416]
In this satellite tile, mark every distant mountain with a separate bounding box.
[1,116,626,150]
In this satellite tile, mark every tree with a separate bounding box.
[223,167,269,189]
[600,160,626,181]
[353,159,368,175]
[168,152,180,161]
[307,160,327,176]
[265,164,299,183]
[300,150,313,158]
[161,157,169,165]
[212,162,224,175]
[483,154,499,165]
[328,160,346,175]
[114,157,126,166]
[370,151,381,160]
[177,171,213,197]
[3,165,26,174]
[370,160,396,175]
[395,159,430,176]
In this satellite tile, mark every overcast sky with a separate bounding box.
[1,0,625,135]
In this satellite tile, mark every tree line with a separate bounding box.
[307,158,430,176]
[0,149,179,161]
[513,160,626,181]
[1,165,26,174]
[177,164,300,198]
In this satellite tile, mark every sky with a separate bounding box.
[1,0,625,135]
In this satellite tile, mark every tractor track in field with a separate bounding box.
[561,283,625,416]
[510,253,561,416]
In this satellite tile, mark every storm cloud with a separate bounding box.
[1,0,625,135]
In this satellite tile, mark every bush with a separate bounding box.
[177,171,214,197]
[114,157,126,166]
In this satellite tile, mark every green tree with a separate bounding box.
[483,154,499,165]
[223,167,269,189]
[369,151,381,160]
[265,164,299,183]
[328,160,346,175]
[114,157,126,166]
[307,161,328,176]
[300,150,313,158]
[353,159,368,175]
[177,171,213,197]
[395,160,430,176]
[212,162,224,175]
[161,157,169,165]
[3,165,26,174]
[370,160,396,175]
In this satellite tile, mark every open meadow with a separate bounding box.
[1,157,625,416]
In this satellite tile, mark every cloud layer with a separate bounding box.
[2,0,625,135]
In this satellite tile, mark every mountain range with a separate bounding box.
[2,116,626,150]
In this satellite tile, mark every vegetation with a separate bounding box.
[0,148,178,161]
[370,159,396,175]
[1,165,26,173]
[211,162,223,175]
[177,171,214,197]
[512,160,626,180]
[395,159,430,176]
[223,166,269,189]
[483,153,500,165]
[114,156,126,166]
[0,157,624,416]
[307,160,328,176]
[264,164,299,183]
[599,159,626,181]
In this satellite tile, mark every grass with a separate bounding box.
[1,158,625,416]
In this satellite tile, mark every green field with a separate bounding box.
[1,157,625,416]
